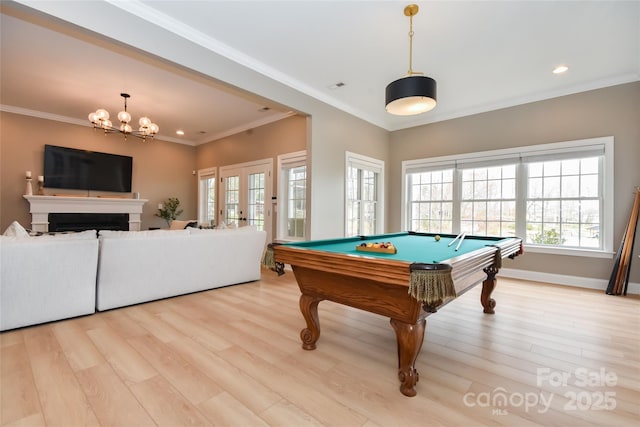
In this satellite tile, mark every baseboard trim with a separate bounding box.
[499,268,640,295]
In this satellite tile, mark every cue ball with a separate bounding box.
[435,235,441,241]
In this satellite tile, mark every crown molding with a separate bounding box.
[0,104,198,146]
[1,104,296,146]
[389,73,640,131]
[195,111,296,145]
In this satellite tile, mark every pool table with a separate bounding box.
[269,231,523,397]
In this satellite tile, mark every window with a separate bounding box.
[460,164,516,236]
[278,151,307,241]
[407,169,453,233]
[346,152,384,237]
[525,156,601,248]
[402,137,613,257]
[197,167,216,226]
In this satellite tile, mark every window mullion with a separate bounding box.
[515,162,527,238]
[452,168,462,234]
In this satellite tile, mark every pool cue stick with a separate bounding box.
[614,188,640,295]
[612,189,640,294]
[615,189,640,294]
[623,190,640,295]
[606,221,627,294]
[455,232,466,251]
[448,231,463,247]
[622,225,637,295]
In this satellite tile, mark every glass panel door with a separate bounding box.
[219,159,273,242]
[197,167,217,227]
[247,169,265,230]
[224,175,240,226]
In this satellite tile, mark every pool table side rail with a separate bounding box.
[274,246,412,286]
[446,238,522,293]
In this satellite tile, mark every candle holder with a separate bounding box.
[25,177,33,196]
[37,180,45,196]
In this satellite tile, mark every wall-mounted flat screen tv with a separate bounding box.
[43,144,133,193]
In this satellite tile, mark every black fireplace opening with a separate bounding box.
[48,213,129,232]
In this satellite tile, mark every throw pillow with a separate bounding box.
[169,220,198,230]
[2,221,30,237]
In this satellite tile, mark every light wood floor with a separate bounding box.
[1,270,638,426]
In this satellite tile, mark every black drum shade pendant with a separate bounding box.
[385,4,437,116]
[386,75,437,115]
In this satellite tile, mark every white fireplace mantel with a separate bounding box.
[24,195,147,232]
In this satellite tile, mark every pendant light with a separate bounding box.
[385,4,437,116]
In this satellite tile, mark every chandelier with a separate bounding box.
[88,93,159,141]
[385,4,437,116]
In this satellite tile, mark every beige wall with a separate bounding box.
[0,112,198,230]
[196,115,306,169]
[388,82,640,283]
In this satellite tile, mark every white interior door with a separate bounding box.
[219,159,273,242]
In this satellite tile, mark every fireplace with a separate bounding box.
[24,195,147,232]
[48,213,129,232]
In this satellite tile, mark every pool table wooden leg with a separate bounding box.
[299,294,322,350]
[481,266,499,314]
[390,318,426,397]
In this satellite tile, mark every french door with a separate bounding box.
[219,159,273,242]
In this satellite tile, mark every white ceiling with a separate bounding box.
[1,1,639,146]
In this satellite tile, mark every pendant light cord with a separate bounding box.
[408,13,414,75]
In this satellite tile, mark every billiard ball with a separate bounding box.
[435,235,441,241]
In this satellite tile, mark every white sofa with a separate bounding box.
[96,226,267,311]
[0,225,266,330]
[1,230,99,331]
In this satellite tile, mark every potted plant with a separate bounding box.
[155,197,184,226]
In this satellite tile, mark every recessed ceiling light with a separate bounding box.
[553,65,569,74]
[176,130,185,136]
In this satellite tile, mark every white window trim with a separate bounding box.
[277,150,307,241]
[197,166,217,226]
[345,151,385,236]
[401,137,614,258]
